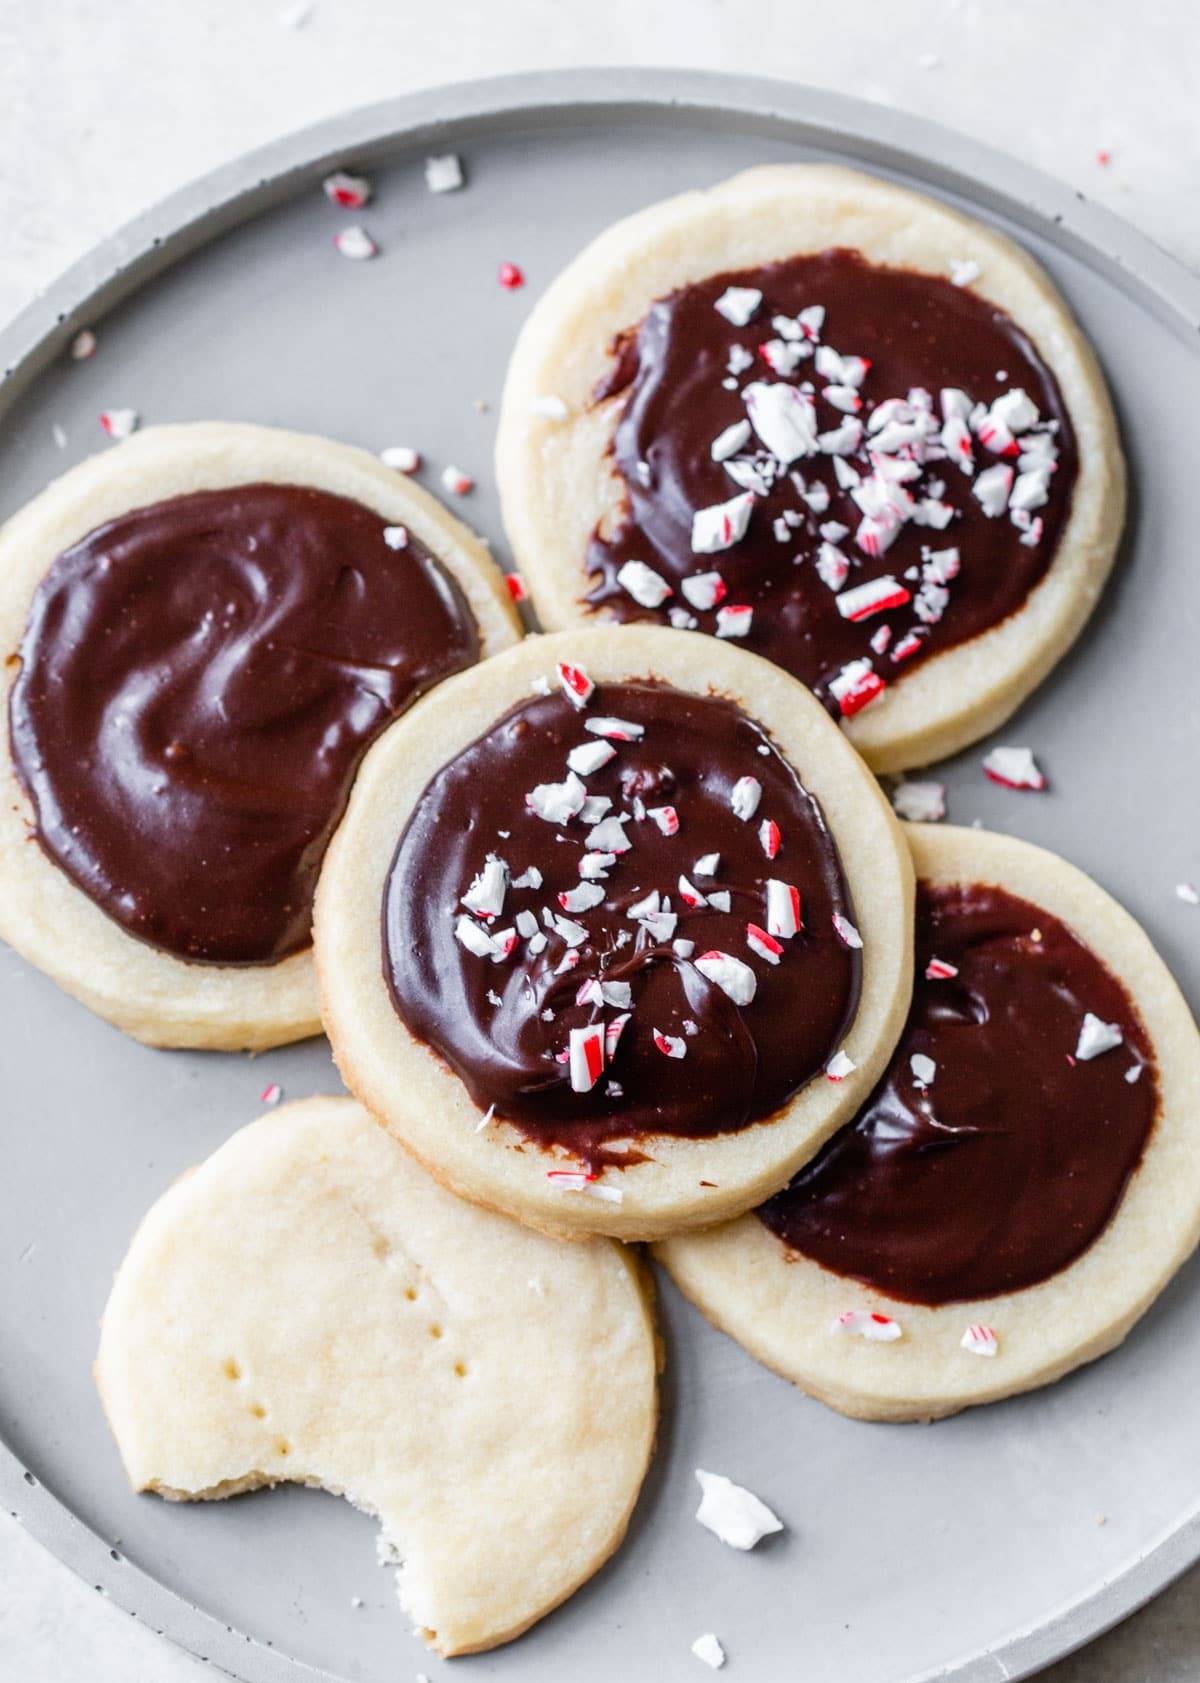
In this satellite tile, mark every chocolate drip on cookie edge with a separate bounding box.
[758,882,1156,1304]
[382,678,862,1167]
[586,249,1078,716]
[9,483,479,965]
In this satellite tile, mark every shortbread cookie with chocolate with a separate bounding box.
[97,1097,657,1656]
[0,423,520,1048]
[497,165,1124,771]
[315,626,913,1241]
[657,826,1200,1420]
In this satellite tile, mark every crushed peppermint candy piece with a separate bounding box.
[961,1324,999,1357]
[714,603,753,639]
[815,542,850,592]
[440,465,473,496]
[334,225,377,261]
[910,1052,936,1088]
[691,1634,726,1671]
[498,261,525,290]
[260,1082,282,1106]
[744,381,819,463]
[678,874,708,909]
[462,855,508,920]
[759,819,781,859]
[557,662,594,708]
[380,444,420,473]
[1076,1013,1123,1061]
[828,659,885,718]
[648,805,680,836]
[694,1470,783,1551]
[925,957,959,980]
[70,328,97,361]
[605,1013,631,1058]
[692,491,754,554]
[892,780,945,822]
[512,865,543,890]
[711,420,751,462]
[456,914,500,959]
[695,951,757,1006]
[983,746,1046,791]
[559,882,606,915]
[826,1048,856,1082]
[566,739,616,777]
[617,558,673,607]
[973,462,1014,517]
[730,776,762,821]
[694,852,720,877]
[681,571,727,611]
[424,153,464,194]
[568,1024,605,1092]
[586,814,632,853]
[382,525,408,550]
[832,912,863,950]
[654,1030,687,1059]
[578,851,617,879]
[100,408,139,440]
[527,771,586,824]
[833,1308,901,1341]
[836,574,912,623]
[746,922,784,965]
[713,286,762,327]
[323,170,371,208]
[765,880,801,939]
[949,257,982,288]
[585,714,644,740]
[1177,882,1200,906]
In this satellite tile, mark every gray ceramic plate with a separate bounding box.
[1,68,1198,1683]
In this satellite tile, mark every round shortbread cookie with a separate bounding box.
[95,1095,658,1657]
[315,625,914,1242]
[495,163,1125,772]
[0,422,520,1050]
[656,825,1200,1422]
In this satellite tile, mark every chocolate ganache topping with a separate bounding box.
[758,881,1156,1304]
[383,669,862,1165]
[586,249,1078,716]
[9,484,479,965]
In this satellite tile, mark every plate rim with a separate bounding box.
[4,64,1200,1683]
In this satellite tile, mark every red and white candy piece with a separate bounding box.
[759,819,781,859]
[498,262,525,290]
[1075,1012,1123,1061]
[829,659,886,719]
[826,1048,856,1082]
[579,851,616,880]
[462,854,508,920]
[440,465,473,496]
[765,880,801,939]
[746,923,783,966]
[691,491,754,555]
[983,746,1046,791]
[585,715,643,740]
[678,874,708,909]
[568,1023,605,1093]
[730,776,762,822]
[695,951,757,1006]
[815,542,850,592]
[833,912,863,950]
[323,170,371,208]
[925,957,959,980]
[604,1013,631,1058]
[260,1081,282,1107]
[648,805,679,836]
[832,1309,901,1342]
[557,661,594,708]
[680,571,727,611]
[835,574,912,623]
[617,558,673,608]
[334,225,377,260]
[961,1324,999,1358]
[654,1030,687,1059]
[100,408,138,440]
[559,882,606,915]
[566,739,616,777]
[714,603,753,640]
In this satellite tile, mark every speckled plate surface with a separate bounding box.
[1,68,1198,1683]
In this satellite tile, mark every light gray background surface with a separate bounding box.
[2,6,1199,1681]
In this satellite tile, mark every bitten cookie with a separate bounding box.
[496,164,1124,772]
[657,825,1200,1421]
[315,625,913,1242]
[0,422,520,1049]
[95,1095,658,1657]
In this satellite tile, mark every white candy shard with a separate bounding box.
[973,462,1014,517]
[681,571,727,611]
[568,1024,605,1093]
[586,815,632,853]
[1177,883,1200,906]
[424,153,464,193]
[512,865,543,890]
[585,716,644,741]
[380,444,420,473]
[710,420,752,462]
[527,771,587,824]
[765,880,801,939]
[730,776,762,822]
[949,257,982,287]
[991,387,1039,434]
[815,542,850,591]
[617,558,673,608]
[910,1052,936,1088]
[834,1308,902,1341]
[826,1048,856,1081]
[695,951,757,1006]
[982,746,1046,791]
[891,780,946,822]
[566,740,617,777]
[531,394,569,421]
[961,1323,999,1357]
[714,603,753,639]
[833,913,863,949]
[691,492,755,555]
[1076,1013,1124,1061]
[559,882,606,915]
[691,1633,727,1670]
[694,853,721,877]
[382,525,408,550]
[714,286,762,327]
[455,915,497,959]
[694,1470,783,1551]
[743,381,819,463]
[334,226,377,261]
[100,408,139,440]
[462,855,508,920]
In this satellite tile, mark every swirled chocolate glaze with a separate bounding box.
[9,484,479,964]
[586,249,1078,715]
[383,676,861,1165]
[758,882,1156,1304]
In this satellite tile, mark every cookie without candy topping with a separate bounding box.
[96,1096,658,1657]
[496,164,1125,772]
[315,625,914,1242]
[656,825,1200,1421]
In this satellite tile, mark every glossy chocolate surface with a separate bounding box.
[9,483,479,964]
[383,679,861,1165]
[758,881,1155,1304]
[586,249,1078,715]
